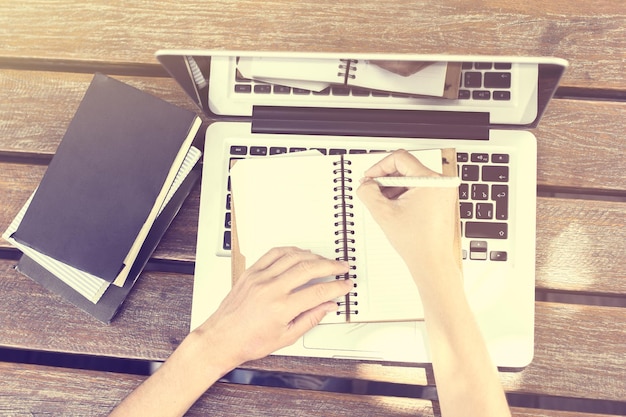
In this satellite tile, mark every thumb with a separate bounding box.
[286,301,337,340]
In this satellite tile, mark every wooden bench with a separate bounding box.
[0,1,624,415]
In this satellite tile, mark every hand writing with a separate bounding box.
[356,150,459,280]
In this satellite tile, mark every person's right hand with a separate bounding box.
[356,149,460,281]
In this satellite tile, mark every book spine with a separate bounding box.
[337,59,358,85]
[332,154,358,320]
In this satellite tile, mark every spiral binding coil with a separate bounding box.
[337,59,358,83]
[332,156,358,317]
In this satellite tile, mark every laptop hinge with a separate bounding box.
[251,106,490,140]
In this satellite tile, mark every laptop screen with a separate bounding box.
[157,51,567,129]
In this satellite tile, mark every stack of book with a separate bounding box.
[2,74,202,323]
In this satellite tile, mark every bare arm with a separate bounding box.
[109,247,352,417]
[357,150,510,417]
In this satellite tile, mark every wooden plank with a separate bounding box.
[1,259,624,401]
[0,71,200,158]
[0,361,614,417]
[0,0,624,89]
[535,198,626,295]
[2,161,624,296]
[0,361,436,417]
[1,69,624,190]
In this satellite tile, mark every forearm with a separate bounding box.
[109,329,235,417]
[414,265,511,417]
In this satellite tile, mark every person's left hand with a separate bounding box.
[195,247,352,368]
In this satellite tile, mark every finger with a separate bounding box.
[247,246,312,275]
[356,177,394,218]
[285,301,339,341]
[288,278,353,317]
[277,256,350,291]
[364,149,439,179]
[259,250,335,284]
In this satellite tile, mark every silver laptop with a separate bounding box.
[156,50,567,368]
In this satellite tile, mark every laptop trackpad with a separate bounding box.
[304,321,424,356]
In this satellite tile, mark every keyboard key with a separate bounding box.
[313,87,331,95]
[476,203,494,219]
[493,91,511,101]
[457,152,469,163]
[371,91,390,97]
[223,231,232,250]
[484,72,511,89]
[352,88,370,97]
[332,86,350,96]
[273,85,291,94]
[482,165,509,182]
[459,183,469,200]
[250,146,268,156]
[254,84,271,94]
[462,62,473,69]
[458,89,471,99]
[492,153,509,163]
[473,90,491,100]
[289,147,307,152]
[469,240,488,260]
[460,202,473,218]
[474,62,493,70]
[464,72,482,88]
[224,212,231,229]
[226,194,231,210]
[234,84,252,93]
[471,184,489,200]
[270,147,288,155]
[329,148,347,155]
[349,149,367,154]
[492,184,509,220]
[494,63,512,70]
[293,88,311,95]
[471,153,489,163]
[465,222,508,239]
[230,145,247,155]
[490,251,508,261]
[462,165,480,181]
[470,240,488,251]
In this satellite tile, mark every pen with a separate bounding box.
[373,176,461,188]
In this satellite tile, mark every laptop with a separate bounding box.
[156,50,567,368]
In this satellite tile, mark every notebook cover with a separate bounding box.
[16,168,200,324]
[12,73,199,282]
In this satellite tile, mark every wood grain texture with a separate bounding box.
[535,198,626,295]
[1,0,625,89]
[1,259,624,401]
[1,70,625,190]
[0,362,614,417]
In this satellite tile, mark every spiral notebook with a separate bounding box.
[230,149,460,324]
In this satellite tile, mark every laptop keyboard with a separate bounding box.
[223,146,510,263]
[233,61,513,102]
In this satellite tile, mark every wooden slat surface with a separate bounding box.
[3,163,624,296]
[1,0,625,90]
[2,361,611,417]
[1,2,624,414]
[1,258,624,402]
[1,70,625,191]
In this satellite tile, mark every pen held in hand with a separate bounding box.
[372,176,461,188]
